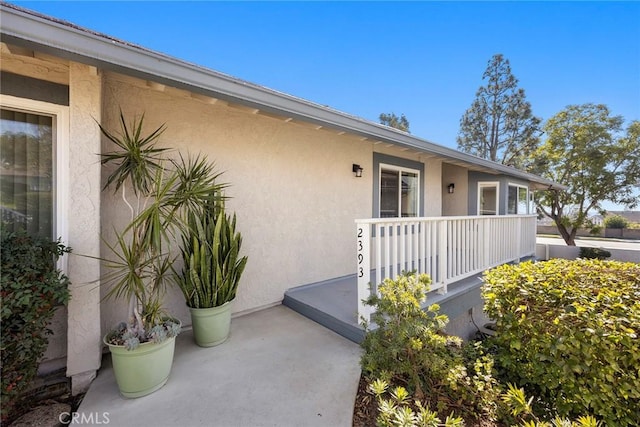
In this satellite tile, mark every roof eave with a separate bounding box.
[0,3,566,191]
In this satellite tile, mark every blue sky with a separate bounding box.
[9,1,640,210]
[11,1,640,147]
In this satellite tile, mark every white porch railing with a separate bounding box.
[355,215,537,321]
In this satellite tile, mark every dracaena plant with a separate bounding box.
[99,110,226,350]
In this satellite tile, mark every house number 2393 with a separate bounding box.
[357,227,364,278]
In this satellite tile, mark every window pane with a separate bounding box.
[507,185,517,214]
[518,187,528,215]
[529,192,535,216]
[380,169,399,218]
[479,186,497,215]
[401,172,418,217]
[0,109,53,238]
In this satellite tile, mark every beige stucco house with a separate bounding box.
[0,3,563,394]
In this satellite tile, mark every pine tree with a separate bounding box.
[457,54,541,168]
[379,113,410,133]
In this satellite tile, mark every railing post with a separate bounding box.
[356,222,371,323]
[516,216,522,261]
[483,218,490,268]
[438,219,448,294]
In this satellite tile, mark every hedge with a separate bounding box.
[1,228,71,422]
[482,259,640,426]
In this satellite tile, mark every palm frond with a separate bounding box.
[98,110,170,195]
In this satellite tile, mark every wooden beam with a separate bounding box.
[5,44,33,57]
[190,93,218,104]
[147,81,165,91]
[228,103,259,114]
[256,110,287,120]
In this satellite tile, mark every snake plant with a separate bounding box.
[176,201,248,308]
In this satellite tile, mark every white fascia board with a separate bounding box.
[1,4,566,191]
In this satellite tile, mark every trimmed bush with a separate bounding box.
[603,214,629,229]
[482,259,640,426]
[578,247,611,260]
[0,228,71,422]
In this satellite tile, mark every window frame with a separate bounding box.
[378,163,421,218]
[0,94,69,269]
[477,181,500,216]
[507,182,530,215]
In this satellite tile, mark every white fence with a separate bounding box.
[355,215,537,320]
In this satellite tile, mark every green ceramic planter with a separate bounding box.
[105,335,177,398]
[189,300,233,347]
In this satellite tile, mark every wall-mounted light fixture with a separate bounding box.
[352,164,363,178]
[447,183,455,194]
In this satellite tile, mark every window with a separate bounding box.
[478,182,499,215]
[379,165,419,218]
[0,96,68,240]
[507,184,529,215]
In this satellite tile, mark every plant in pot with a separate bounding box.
[98,111,224,397]
[175,199,248,347]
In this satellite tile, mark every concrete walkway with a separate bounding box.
[76,306,362,427]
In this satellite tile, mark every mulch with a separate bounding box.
[352,373,378,427]
[351,372,498,427]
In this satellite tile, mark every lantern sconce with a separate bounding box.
[352,164,363,178]
[447,183,455,194]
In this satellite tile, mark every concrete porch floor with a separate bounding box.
[76,306,362,427]
[283,271,492,343]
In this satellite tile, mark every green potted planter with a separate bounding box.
[103,319,180,398]
[98,111,224,397]
[176,201,248,347]
[189,301,233,347]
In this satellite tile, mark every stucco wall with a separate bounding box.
[423,158,442,216]
[66,62,102,393]
[40,306,67,373]
[441,163,468,216]
[536,243,640,263]
[99,73,388,329]
[98,73,444,330]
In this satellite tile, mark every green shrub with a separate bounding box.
[368,380,601,427]
[0,228,71,423]
[603,214,629,229]
[587,224,602,236]
[482,259,640,426]
[361,273,500,422]
[578,247,611,260]
[369,379,464,427]
[502,384,602,427]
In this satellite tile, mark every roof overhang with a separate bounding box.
[0,3,566,191]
